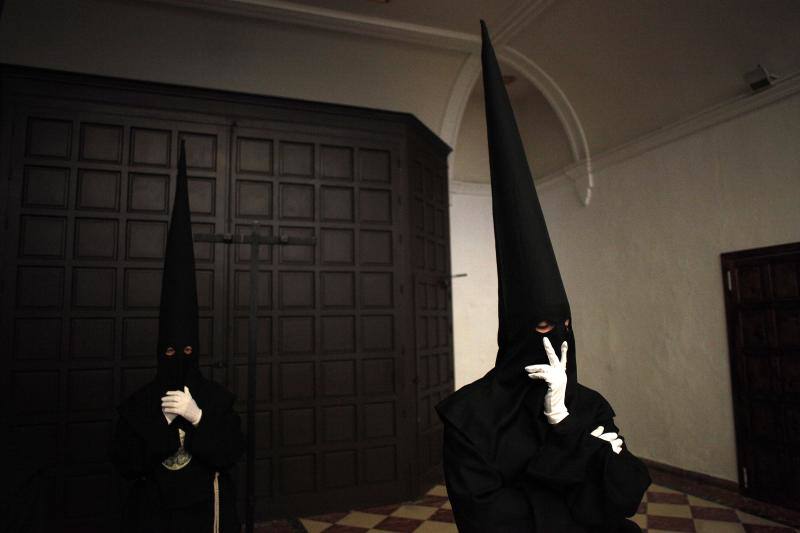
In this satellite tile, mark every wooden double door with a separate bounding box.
[0,66,453,530]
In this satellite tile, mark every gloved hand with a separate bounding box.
[161,386,203,426]
[591,425,623,454]
[525,337,569,425]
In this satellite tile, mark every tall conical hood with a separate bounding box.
[156,141,200,390]
[433,21,577,460]
[481,20,573,375]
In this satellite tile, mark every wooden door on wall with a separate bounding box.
[722,242,800,511]
[0,68,435,529]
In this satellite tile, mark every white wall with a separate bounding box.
[0,0,466,134]
[449,182,501,382]
[449,92,800,481]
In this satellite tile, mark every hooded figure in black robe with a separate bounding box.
[111,142,244,533]
[434,22,651,533]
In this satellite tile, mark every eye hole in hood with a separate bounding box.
[534,319,570,334]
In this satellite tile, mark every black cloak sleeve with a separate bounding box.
[442,420,536,533]
[525,386,651,530]
[183,387,244,470]
[110,390,182,480]
[110,380,244,533]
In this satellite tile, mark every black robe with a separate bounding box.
[110,373,244,533]
[438,380,650,533]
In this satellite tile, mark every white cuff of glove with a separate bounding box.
[545,407,569,425]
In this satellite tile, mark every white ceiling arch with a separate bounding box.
[152,0,593,200]
[439,45,595,204]
[146,0,800,206]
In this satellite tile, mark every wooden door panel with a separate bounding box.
[772,261,800,299]
[722,242,800,511]
[738,309,772,350]
[775,308,800,346]
[737,264,767,302]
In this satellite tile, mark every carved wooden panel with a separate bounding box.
[722,243,800,511]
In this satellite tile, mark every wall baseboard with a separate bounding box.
[642,457,739,492]
[643,458,800,528]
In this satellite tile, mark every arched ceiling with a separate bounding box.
[453,62,574,182]
[148,0,800,181]
[507,0,800,155]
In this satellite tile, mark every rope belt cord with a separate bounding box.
[213,471,220,533]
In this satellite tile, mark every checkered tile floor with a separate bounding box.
[297,483,799,533]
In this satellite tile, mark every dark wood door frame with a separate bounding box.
[721,241,800,510]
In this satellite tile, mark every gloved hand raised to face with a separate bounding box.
[161,386,203,426]
[591,425,623,454]
[525,337,569,425]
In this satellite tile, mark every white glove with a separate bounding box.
[161,386,203,426]
[525,337,569,425]
[591,425,623,454]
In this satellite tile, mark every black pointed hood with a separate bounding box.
[156,141,200,390]
[480,20,575,390]
[435,22,580,464]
